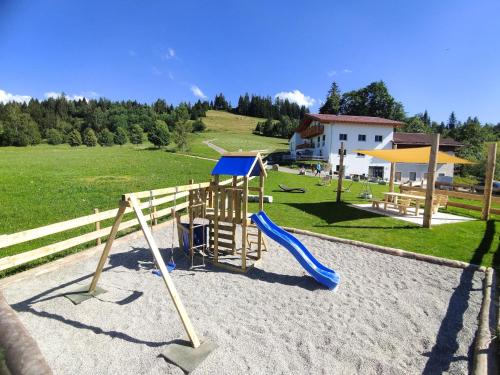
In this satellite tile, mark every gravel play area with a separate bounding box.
[1,224,484,374]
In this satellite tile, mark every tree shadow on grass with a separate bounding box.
[285,201,419,229]
[422,219,496,374]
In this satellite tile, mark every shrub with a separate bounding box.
[67,129,82,147]
[114,127,128,145]
[147,120,170,148]
[192,119,206,132]
[129,124,144,145]
[98,128,114,146]
[46,128,64,145]
[83,128,98,147]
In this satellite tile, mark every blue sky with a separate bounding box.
[0,0,499,124]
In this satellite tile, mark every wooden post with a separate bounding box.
[423,133,440,228]
[88,201,127,292]
[482,143,497,220]
[94,208,101,246]
[336,142,345,203]
[152,206,158,226]
[257,172,265,259]
[389,144,397,193]
[213,175,220,264]
[231,176,237,255]
[188,179,194,260]
[241,176,249,271]
[128,195,201,348]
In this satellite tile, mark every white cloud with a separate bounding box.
[162,47,176,60]
[190,85,207,99]
[274,90,316,107]
[0,89,31,104]
[327,70,337,77]
[44,91,98,101]
[128,49,136,56]
[152,66,162,76]
[343,69,352,73]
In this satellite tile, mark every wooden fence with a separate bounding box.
[400,185,500,215]
[0,177,243,274]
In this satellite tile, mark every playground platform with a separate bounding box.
[0,222,485,374]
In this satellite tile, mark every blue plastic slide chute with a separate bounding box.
[250,211,340,290]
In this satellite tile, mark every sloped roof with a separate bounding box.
[211,152,267,177]
[297,113,404,132]
[393,132,462,147]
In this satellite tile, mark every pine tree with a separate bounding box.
[114,127,128,145]
[98,128,114,146]
[67,129,82,147]
[129,124,144,145]
[46,128,64,145]
[447,111,457,129]
[319,82,341,114]
[83,128,97,147]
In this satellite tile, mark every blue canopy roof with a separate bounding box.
[211,154,265,177]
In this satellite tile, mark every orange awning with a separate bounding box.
[355,146,474,164]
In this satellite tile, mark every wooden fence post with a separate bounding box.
[423,134,440,228]
[389,144,397,193]
[482,143,497,220]
[94,208,101,246]
[336,142,345,203]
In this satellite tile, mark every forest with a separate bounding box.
[1,81,499,180]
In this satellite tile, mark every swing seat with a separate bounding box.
[152,261,176,277]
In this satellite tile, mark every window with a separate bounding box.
[395,172,402,182]
[339,133,347,141]
[335,165,340,171]
[356,152,365,157]
[338,148,347,156]
[409,172,417,181]
[322,134,326,146]
[358,134,366,141]
[375,135,383,142]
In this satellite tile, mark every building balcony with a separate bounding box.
[294,149,327,161]
[299,124,324,139]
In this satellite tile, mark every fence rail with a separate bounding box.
[0,176,241,274]
[400,185,500,215]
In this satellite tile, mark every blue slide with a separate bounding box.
[251,211,340,290]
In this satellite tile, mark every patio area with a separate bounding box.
[351,203,475,226]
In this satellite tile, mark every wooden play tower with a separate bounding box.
[177,152,267,272]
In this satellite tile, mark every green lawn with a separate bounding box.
[1,114,499,275]
[0,144,216,274]
[249,171,500,269]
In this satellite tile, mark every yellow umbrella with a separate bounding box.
[354,146,475,164]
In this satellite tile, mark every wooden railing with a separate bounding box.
[0,177,242,274]
[400,185,500,215]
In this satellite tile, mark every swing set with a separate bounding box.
[65,152,268,372]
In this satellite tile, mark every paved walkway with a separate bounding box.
[351,203,475,226]
[202,139,227,154]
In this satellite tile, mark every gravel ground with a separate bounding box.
[2,224,484,375]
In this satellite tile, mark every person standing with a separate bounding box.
[315,162,322,176]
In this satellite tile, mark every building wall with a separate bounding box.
[325,123,393,179]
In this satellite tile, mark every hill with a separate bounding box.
[187,110,289,158]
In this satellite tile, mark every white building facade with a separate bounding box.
[290,114,462,182]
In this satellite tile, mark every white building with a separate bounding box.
[290,114,462,182]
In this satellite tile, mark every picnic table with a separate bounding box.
[381,192,428,216]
